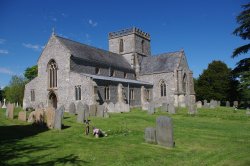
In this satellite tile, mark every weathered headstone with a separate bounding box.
[156,116,174,147]
[104,107,110,118]
[96,105,104,117]
[233,101,238,107]
[226,101,230,107]
[18,111,27,121]
[54,105,65,130]
[196,101,202,108]
[148,102,155,115]
[218,101,221,107]
[7,103,14,119]
[142,102,149,111]
[45,107,55,129]
[188,103,197,115]
[210,100,215,109]
[0,101,2,108]
[89,104,97,116]
[168,103,176,114]
[115,101,130,113]
[2,98,7,109]
[68,102,76,114]
[246,111,250,116]
[161,103,168,112]
[84,104,90,119]
[203,100,209,108]
[77,102,87,123]
[144,127,156,144]
[106,102,115,112]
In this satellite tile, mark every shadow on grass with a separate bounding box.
[0,124,88,165]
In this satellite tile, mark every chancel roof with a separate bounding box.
[140,51,183,75]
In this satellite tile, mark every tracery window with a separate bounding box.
[48,60,57,88]
[160,80,166,97]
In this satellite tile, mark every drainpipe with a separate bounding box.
[128,83,130,105]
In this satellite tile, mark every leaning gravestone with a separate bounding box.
[161,103,168,112]
[18,111,27,121]
[156,116,174,147]
[233,101,238,107]
[96,105,104,117]
[148,102,155,115]
[168,103,176,114]
[196,101,202,108]
[226,101,230,107]
[54,105,65,130]
[46,107,56,129]
[144,127,156,144]
[68,102,76,114]
[89,104,97,116]
[7,103,14,119]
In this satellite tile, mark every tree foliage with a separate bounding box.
[232,3,250,57]
[195,61,239,101]
[24,65,38,81]
[3,75,27,105]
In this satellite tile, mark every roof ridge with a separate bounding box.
[153,51,182,57]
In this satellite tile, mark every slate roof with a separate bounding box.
[140,51,183,75]
[55,36,134,72]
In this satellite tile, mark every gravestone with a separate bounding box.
[7,103,14,119]
[142,102,149,111]
[210,100,215,109]
[168,103,176,114]
[161,103,168,112]
[156,116,174,147]
[115,102,130,113]
[203,100,209,108]
[68,102,76,114]
[148,102,155,115]
[18,111,27,121]
[96,105,104,117]
[45,107,55,129]
[84,104,90,119]
[104,107,110,118]
[106,102,115,112]
[0,101,2,108]
[196,101,202,108]
[218,101,221,106]
[246,111,250,116]
[89,104,97,116]
[226,101,230,107]
[54,105,65,130]
[2,98,7,108]
[188,103,197,115]
[77,102,88,123]
[233,101,238,107]
[144,127,156,144]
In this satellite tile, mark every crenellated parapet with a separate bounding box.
[109,27,150,40]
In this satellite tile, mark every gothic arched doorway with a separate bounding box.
[48,92,57,109]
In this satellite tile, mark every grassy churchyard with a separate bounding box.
[0,107,250,166]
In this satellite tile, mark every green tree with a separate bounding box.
[4,75,26,105]
[232,3,250,101]
[195,61,239,101]
[232,3,250,57]
[24,65,38,81]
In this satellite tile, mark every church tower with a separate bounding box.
[108,27,151,76]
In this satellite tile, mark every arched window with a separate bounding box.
[183,74,187,93]
[48,59,57,88]
[160,80,166,97]
[119,38,124,53]
[141,40,145,53]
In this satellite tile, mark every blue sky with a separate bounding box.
[0,0,249,88]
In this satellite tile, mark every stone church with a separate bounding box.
[23,27,195,111]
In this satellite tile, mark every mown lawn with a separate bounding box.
[0,107,250,166]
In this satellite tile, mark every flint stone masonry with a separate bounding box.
[18,111,27,121]
[54,105,65,130]
[156,116,174,147]
[196,101,202,108]
[144,127,156,143]
[68,102,76,114]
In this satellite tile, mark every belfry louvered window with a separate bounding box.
[119,39,124,53]
[48,60,57,88]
